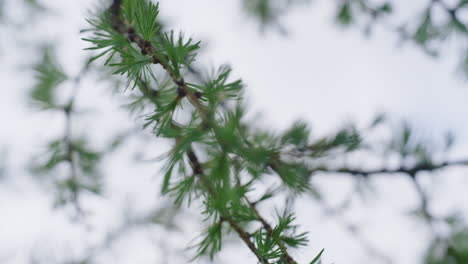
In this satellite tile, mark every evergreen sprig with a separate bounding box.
[30,49,103,213]
[83,0,325,262]
[31,49,67,109]
[17,0,468,262]
[81,0,468,263]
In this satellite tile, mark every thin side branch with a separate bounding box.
[315,159,468,177]
[246,198,296,264]
[62,65,88,215]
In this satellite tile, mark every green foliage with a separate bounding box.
[15,0,468,262]
[253,214,308,261]
[281,120,311,148]
[377,3,393,14]
[81,0,348,255]
[242,0,310,30]
[336,3,353,26]
[335,0,393,27]
[110,44,154,89]
[81,0,343,262]
[72,138,102,176]
[332,126,362,151]
[459,48,468,77]
[167,175,196,206]
[194,221,223,259]
[241,0,468,76]
[31,137,102,206]
[332,0,468,75]
[32,140,64,172]
[369,112,386,128]
[274,214,309,248]
[29,44,102,209]
[160,128,204,194]
[309,249,324,264]
[122,0,160,40]
[82,13,128,62]
[410,5,468,54]
[425,228,468,264]
[83,3,199,85]
[387,122,433,163]
[307,125,361,157]
[80,2,466,262]
[0,0,4,20]
[243,0,277,26]
[157,32,200,78]
[274,161,311,192]
[24,0,44,10]
[254,228,285,260]
[21,0,468,263]
[31,49,67,109]
[413,10,439,51]
[190,65,243,110]
[83,14,154,89]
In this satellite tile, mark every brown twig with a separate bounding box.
[314,159,468,177]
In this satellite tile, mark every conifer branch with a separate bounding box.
[225,217,271,264]
[85,2,468,258]
[20,0,468,262]
[109,1,207,118]
[107,1,285,262]
[246,197,297,264]
[190,149,271,264]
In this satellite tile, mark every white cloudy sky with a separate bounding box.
[1,0,468,263]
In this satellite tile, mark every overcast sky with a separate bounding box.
[1,0,468,263]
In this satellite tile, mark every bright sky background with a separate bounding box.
[1,0,467,263]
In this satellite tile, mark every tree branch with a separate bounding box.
[62,65,88,216]
[314,159,468,177]
[108,2,276,263]
[246,197,297,264]
[187,147,270,264]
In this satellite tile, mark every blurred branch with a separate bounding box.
[410,177,433,224]
[61,64,91,217]
[242,0,468,75]
[315,159,468,178]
